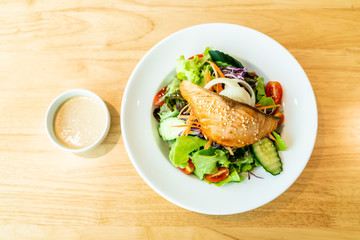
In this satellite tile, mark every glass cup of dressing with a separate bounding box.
[45,89,111,152]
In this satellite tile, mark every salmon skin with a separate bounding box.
[179,80,279,148]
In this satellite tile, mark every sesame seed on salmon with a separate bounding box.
[179,80,280,148]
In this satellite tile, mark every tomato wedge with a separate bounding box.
[188,54,203,60]
[265,81,283,104]
[205,167,229,182]
[273,109,284,125]
[179,159,195,175]
[153,86,167,106]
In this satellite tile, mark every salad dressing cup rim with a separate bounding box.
[45,89,111,153]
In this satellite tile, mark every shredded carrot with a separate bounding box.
[268,132,279,149]
[177,115,197,120]
[254,103,261,107]
[181,125,191,136]
[180,110,201,137]
[179,103,190,116]
[207,61,225,78]
[204,69,208,84]
[207,61,225,93]
[268,133,276,141]
[177,115,190,118]
[184,107,192,114]
[216,83,223,93]
[204,139,212,150]
[181,129,187,136]
[173,125,200,128]
[205,69,214,91]
[257,104,280,110]
[207,69,211,81]
[207,61,218,78]
[227,147,234,155]
[204,69,209,84]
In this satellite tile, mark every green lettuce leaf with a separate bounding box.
[241,164,253,172]
[255,77,278,109]
[175,47,210,86]
[229,166,243,183]
[255,77,266,101]
[159,110,179,121]
[258,96,275,107]
[191,148,229,175]
[212,175,232,187]
[211,167,245,187]
[229,147,257,174]
[193,167,205,180]
[169,136,207,168]
[164,77,181,98]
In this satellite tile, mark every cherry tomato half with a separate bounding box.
[273,109,284,125]
[153,86,167,106]
[179,159,195,175]
[205,167,230,182]
[265,81,283,104]
[188,54,203,60]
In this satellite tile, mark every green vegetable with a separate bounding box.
[255,77,278,110]
[258,96,275,107]
[211,167,244,187]
[169,136,207,168]
[272,131,287,151]
[159,110,179,121]
[229,147,257,173]
[251,138,282,175]
[229,166,244,183]
[255,77,266,101]
[176,56,198,82]
[241,164,253,172]
[157,49,287,186]
[158,117,186,141]
[191,148,229,176]
[193,167,205,180]
[164,77,181,98]
[176,48,210,86]
[208,50,244,68]
[212,175,232,187]
[161,77,185,111]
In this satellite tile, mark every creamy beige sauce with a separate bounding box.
[54,96,107,149]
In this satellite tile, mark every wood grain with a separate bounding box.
[0,0,359,239]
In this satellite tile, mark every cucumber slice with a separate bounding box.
[159,117,186,141]
[251,138,282,175]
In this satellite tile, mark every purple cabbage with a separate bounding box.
[212,142,221,149]
[220,66,247,80]
[247,171,264,180]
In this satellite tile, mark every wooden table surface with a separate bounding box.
[0,0,359,239]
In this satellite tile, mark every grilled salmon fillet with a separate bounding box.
[180,80,279,148]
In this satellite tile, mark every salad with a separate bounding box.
[153,48,286,186]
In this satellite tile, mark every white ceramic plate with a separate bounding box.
[121,23,317,215]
